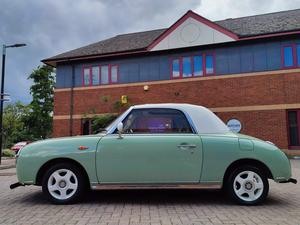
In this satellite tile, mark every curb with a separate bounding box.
[0,165,15,170]
[0,172,16,176]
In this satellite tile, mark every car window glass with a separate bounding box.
[120,108,193,134]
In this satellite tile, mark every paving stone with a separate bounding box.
[0,160,299,225]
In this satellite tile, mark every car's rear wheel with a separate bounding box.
[226,165,269,205]
[42,163,86,204]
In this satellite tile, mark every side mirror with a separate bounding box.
[117,122,123,139]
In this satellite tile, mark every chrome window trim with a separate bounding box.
[106,107,198,135]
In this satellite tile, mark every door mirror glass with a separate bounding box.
[117,122,123,139]
[117,122,123,132]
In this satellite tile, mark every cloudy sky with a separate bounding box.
[1,0,300,104]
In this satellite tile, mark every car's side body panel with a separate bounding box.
[15,104,293,193]
[200,134,241,183]
[200,133,292,184]
[96,134,203,184]
[16,136,102,185]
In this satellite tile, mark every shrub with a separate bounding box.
[91,114,118,134]
[2,149,15,157]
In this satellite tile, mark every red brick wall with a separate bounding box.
[52,71,300,151]
[53,72,300,116]
[216,110,288,149]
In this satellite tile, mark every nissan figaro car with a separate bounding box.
[12,104,297,205]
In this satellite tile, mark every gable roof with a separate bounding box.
[215,8,300,37]
[43,8,300,66]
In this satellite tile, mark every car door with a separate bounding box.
[96,108,203,184]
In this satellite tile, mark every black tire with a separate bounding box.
[42,163,87,204]
[226,165,269,205]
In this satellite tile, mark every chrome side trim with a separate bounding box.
[91,183,221,190]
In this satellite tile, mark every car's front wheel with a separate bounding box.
[42,163,86,204]
[226,165,269,205]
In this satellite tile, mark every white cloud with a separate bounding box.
[195,0,300,21]
[1,0,299,103]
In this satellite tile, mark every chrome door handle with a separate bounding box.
[177,143,197,149]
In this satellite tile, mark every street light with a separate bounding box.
[0,43,26,164]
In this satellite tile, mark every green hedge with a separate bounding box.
[91,114,118,134]
[2,149,15,157]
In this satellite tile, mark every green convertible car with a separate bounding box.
[11,104,297,205]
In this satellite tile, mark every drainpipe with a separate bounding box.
[69,64,75,136]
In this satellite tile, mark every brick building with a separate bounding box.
[43,9,300,155]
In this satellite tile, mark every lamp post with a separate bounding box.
[0,43,26,164]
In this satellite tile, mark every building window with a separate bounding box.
[283,46,294,67]
[83,68,90,86]
[172,59,180,78]
[288,110,300,148]
[182,57,192,77]
[171,53,215,79]
[100,65,109,84]
[205,55,214,74]
[92,66,99,85]
[82,64,119,86]
[193,55,203,76]
[82,119,92,135]
[297,44,300,66]
[111,65,118,83]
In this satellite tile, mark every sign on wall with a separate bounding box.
[227,119,242,133]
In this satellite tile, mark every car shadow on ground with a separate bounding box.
[18,189,285,206]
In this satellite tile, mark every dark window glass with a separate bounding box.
[121,109,193,134]
[297,44,300,66]
[82,120,91,135]
[92,66,99,85]
[172,59,180,78]
[193,56,203,76]
[101,65,109,84]
[283,46,294,67]
[111,65,118,83]
[205,55,214,74]
[288,111,299,146]
[182,57,192,77]
[83,68,90,86]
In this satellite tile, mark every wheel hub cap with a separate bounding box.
[59,180,66,188]
[244,181,253,190]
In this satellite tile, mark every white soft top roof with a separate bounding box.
[131,103,230,134]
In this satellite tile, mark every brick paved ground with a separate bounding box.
[0,160,299,225]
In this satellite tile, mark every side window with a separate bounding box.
[283,46,294,67]
[193,55,203,76]
[172,59,180,78]
[91,66,99,85]
[205,55,214,74]
[121,108,193,134]
[101,65,109,84]
[83,68,90,86]
[182,57,192,77]
[111,65,118,83]
[297,44,300,67]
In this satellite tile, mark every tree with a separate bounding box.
[2,102,31,148]
[26,65,55,139]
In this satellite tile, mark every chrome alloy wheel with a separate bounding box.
[233,170,264,202]
[47,169,78,200]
